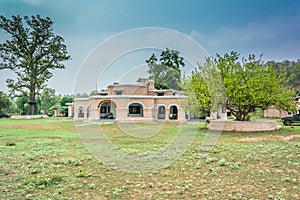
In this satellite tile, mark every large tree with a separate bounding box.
[219,52,296,120]
[146,48,185,90]
[182,52,296,121]
[0,15,71,115]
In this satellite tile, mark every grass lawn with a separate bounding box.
[0,118,299,199]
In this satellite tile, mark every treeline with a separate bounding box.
[270,60,300,92]
[0,88,73,116]
[74,90,99,98]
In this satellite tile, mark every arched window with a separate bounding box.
[157,105,165,119]
[100,102,110,118]
[99,101,116,119]
[169,105,178,120]
[128,102,143,116]
[78,106,84,118]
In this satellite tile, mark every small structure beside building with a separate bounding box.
[263,107,292,118]
[69,78,188,123]
[66,102,74,118]
[263,93,300,118]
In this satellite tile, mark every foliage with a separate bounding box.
[218,52,295,120]
[59,95,73,116]
[181,57,225,117]
[60,95,73,107]
[39,88,60,115]
[13,91,71,116]
[15,95,30,115]
[0,15,71,115]
[268,60,300,92]
[181,73,210,116]
[75,93,89,98]
[0,91,11,114]
[25,173,65,188]
[182,52,296,121]
[146,48,185,90]
[89,90,100,96]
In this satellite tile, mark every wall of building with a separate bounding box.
[74,98,90,119]
[263,108,292,118]
[107,85,148,96]
[72,96,187,123]
[72,78,187,123]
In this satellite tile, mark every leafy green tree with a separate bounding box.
[146,48,185,90]
[15,95,30,115]
[182,52,296,121]
[39,88,60,115]
[217,52,295,120]
[181,57,225,117]
[59,95,73,116]
[0,15,71,115]
[181,73,209,116]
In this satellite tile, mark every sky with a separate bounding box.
[0,0,300,94]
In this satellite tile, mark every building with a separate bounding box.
[263,93,300,118]
[68,78,187,123]
[263,107,292,118]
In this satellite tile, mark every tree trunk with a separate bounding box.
[29,89,36,115]
[29,102,35,115]
[228,108,247,121]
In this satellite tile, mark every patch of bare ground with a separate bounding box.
[238,134,300,142]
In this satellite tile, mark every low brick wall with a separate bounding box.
[208,120,281,132]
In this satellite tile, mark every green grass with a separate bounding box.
[0,118,299,199]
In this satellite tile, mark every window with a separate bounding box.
[100,106,110,113]
[169,105,178,120]
[114,90,123,95]
[157,92,164,96]
[78,106,84,118]
[100,102,111,119]
[98,101,116,119]
[157,105,165,119]
[128,103,143,116]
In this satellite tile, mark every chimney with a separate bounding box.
[137,78,149,85]
[148,79,155,90]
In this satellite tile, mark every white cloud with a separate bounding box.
[190,30,206,42]
[190,10,300,60]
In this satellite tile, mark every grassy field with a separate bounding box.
[0,118,299,199]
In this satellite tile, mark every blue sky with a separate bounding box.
[1,0,300,94]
